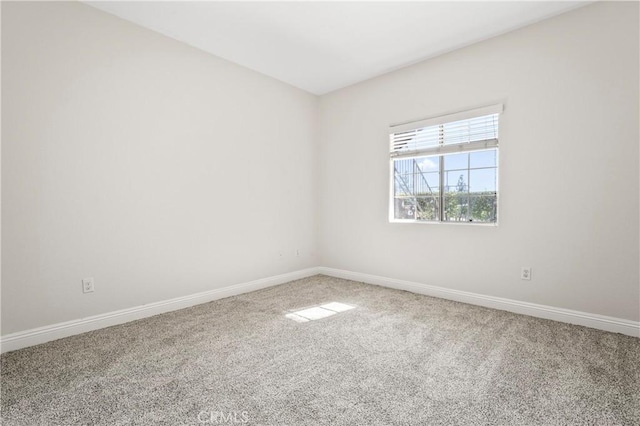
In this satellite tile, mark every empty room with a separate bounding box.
[1,1,639,425]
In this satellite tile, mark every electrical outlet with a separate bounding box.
[295,248,300,257]
[520,267,532,281]
[82,277,95,293]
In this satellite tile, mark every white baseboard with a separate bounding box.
[318,267,640,337]
[2,266,637,353]
[0,267,321,353]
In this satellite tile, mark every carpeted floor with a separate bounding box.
[1,275,639,425]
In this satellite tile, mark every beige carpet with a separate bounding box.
[1,275,639,425]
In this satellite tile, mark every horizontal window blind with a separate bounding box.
[390,104,502,159]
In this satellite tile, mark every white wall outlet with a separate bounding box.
[82,277,95,293]
[520,267,532,281]
[295,248,300,257]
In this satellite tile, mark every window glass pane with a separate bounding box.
[414,156,440,195]
[470,150,497,169]
[395,157,440,198]
[415,197,439,221]
[469,195,497,223]
[394,159,413,196]
[469,168,496,193]
[394,197,416,219]
[445,170,468,193]
[394,175,409,196]
[415,172,439,195]
[444,153,468,171]
[394,173,413,196]
[416,156,439,172]
[443,192,469,222]
[392,150,497,223]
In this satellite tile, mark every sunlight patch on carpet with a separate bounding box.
[286,302,356,322]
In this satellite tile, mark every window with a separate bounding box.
[389,104,502,224]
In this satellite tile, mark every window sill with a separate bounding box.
[389,219,498,227]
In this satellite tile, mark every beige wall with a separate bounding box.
[318,1,640,321]
[1,2,318,334]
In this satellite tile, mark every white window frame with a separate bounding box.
[388,104,503,225]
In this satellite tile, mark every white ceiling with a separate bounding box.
[86,1,589,95]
